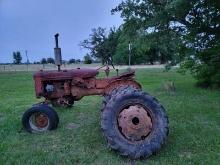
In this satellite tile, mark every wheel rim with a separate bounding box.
[29,112,49,132]
[117,105,152,141]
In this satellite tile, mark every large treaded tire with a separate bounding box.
[101,87,169,159]
[102,85,141,112]
[22,104,59,133]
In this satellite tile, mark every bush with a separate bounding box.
[47,57,55,64]
[41,58,47,64]
[84,54,92,64]
[69,59,76,64]
[180,46,220,88]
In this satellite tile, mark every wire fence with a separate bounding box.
[0,64,101,72]
[0,64,165,72]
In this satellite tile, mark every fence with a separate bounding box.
[0,63,101,72]
[0,64,166,72]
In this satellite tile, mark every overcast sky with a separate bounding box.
[0,0,123,63]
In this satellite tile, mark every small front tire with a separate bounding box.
[22,104,59,133]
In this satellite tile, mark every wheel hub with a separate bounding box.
[118,105,152,141]
[35,113,48,128]
[35,113,49,128]
[29,112,49,132]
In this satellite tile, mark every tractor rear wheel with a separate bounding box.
[22,104,59,133]
[101,87,169,159]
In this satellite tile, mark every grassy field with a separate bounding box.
[0,69,219,164]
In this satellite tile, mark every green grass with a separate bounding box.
[0,69,219,164]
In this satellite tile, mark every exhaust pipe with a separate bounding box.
[54,33,62,71]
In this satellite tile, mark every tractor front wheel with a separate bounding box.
[22,104,59,133]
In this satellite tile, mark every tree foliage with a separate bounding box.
[80,27,119,65]
[83,54,92,64]
[41,58,47,64]
[178,0,220,87]
[80,0,220,87]
[13,51,22,64]
[69,59,76,64]
[76,59,81,63]
[112,0,220,88]
[47,57,55,64]
[112,0,183,65]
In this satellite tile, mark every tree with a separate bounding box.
[69,59,76,64]
[80,27,119,65]
[178,0,220,87]
[113,0,220,88]
[33,61,41,64]
[13,51,22,64]
[41,58,47,64]
[47,57,55,64]
[84,54,92,64]
[112,0,182,65]
[76,59,81,63]
[113,25,150,65]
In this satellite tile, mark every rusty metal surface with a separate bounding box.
[64,82,71,95]
[33,68,141,102]
[34,68,99,80]
[109,69,135,79]
[54,34,62,66]
[34,34,141,105]
[71,86,103,100]
[52,96,74,107]
[34,113,49,128]
[118,105,152,141]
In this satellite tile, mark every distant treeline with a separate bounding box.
[10,51,99,65]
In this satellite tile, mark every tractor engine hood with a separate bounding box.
[33,68,99,80]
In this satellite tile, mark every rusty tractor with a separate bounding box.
[22,34,169,159]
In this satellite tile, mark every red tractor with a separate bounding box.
[22,34,169,159]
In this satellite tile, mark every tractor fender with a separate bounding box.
[104,79,141,95]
